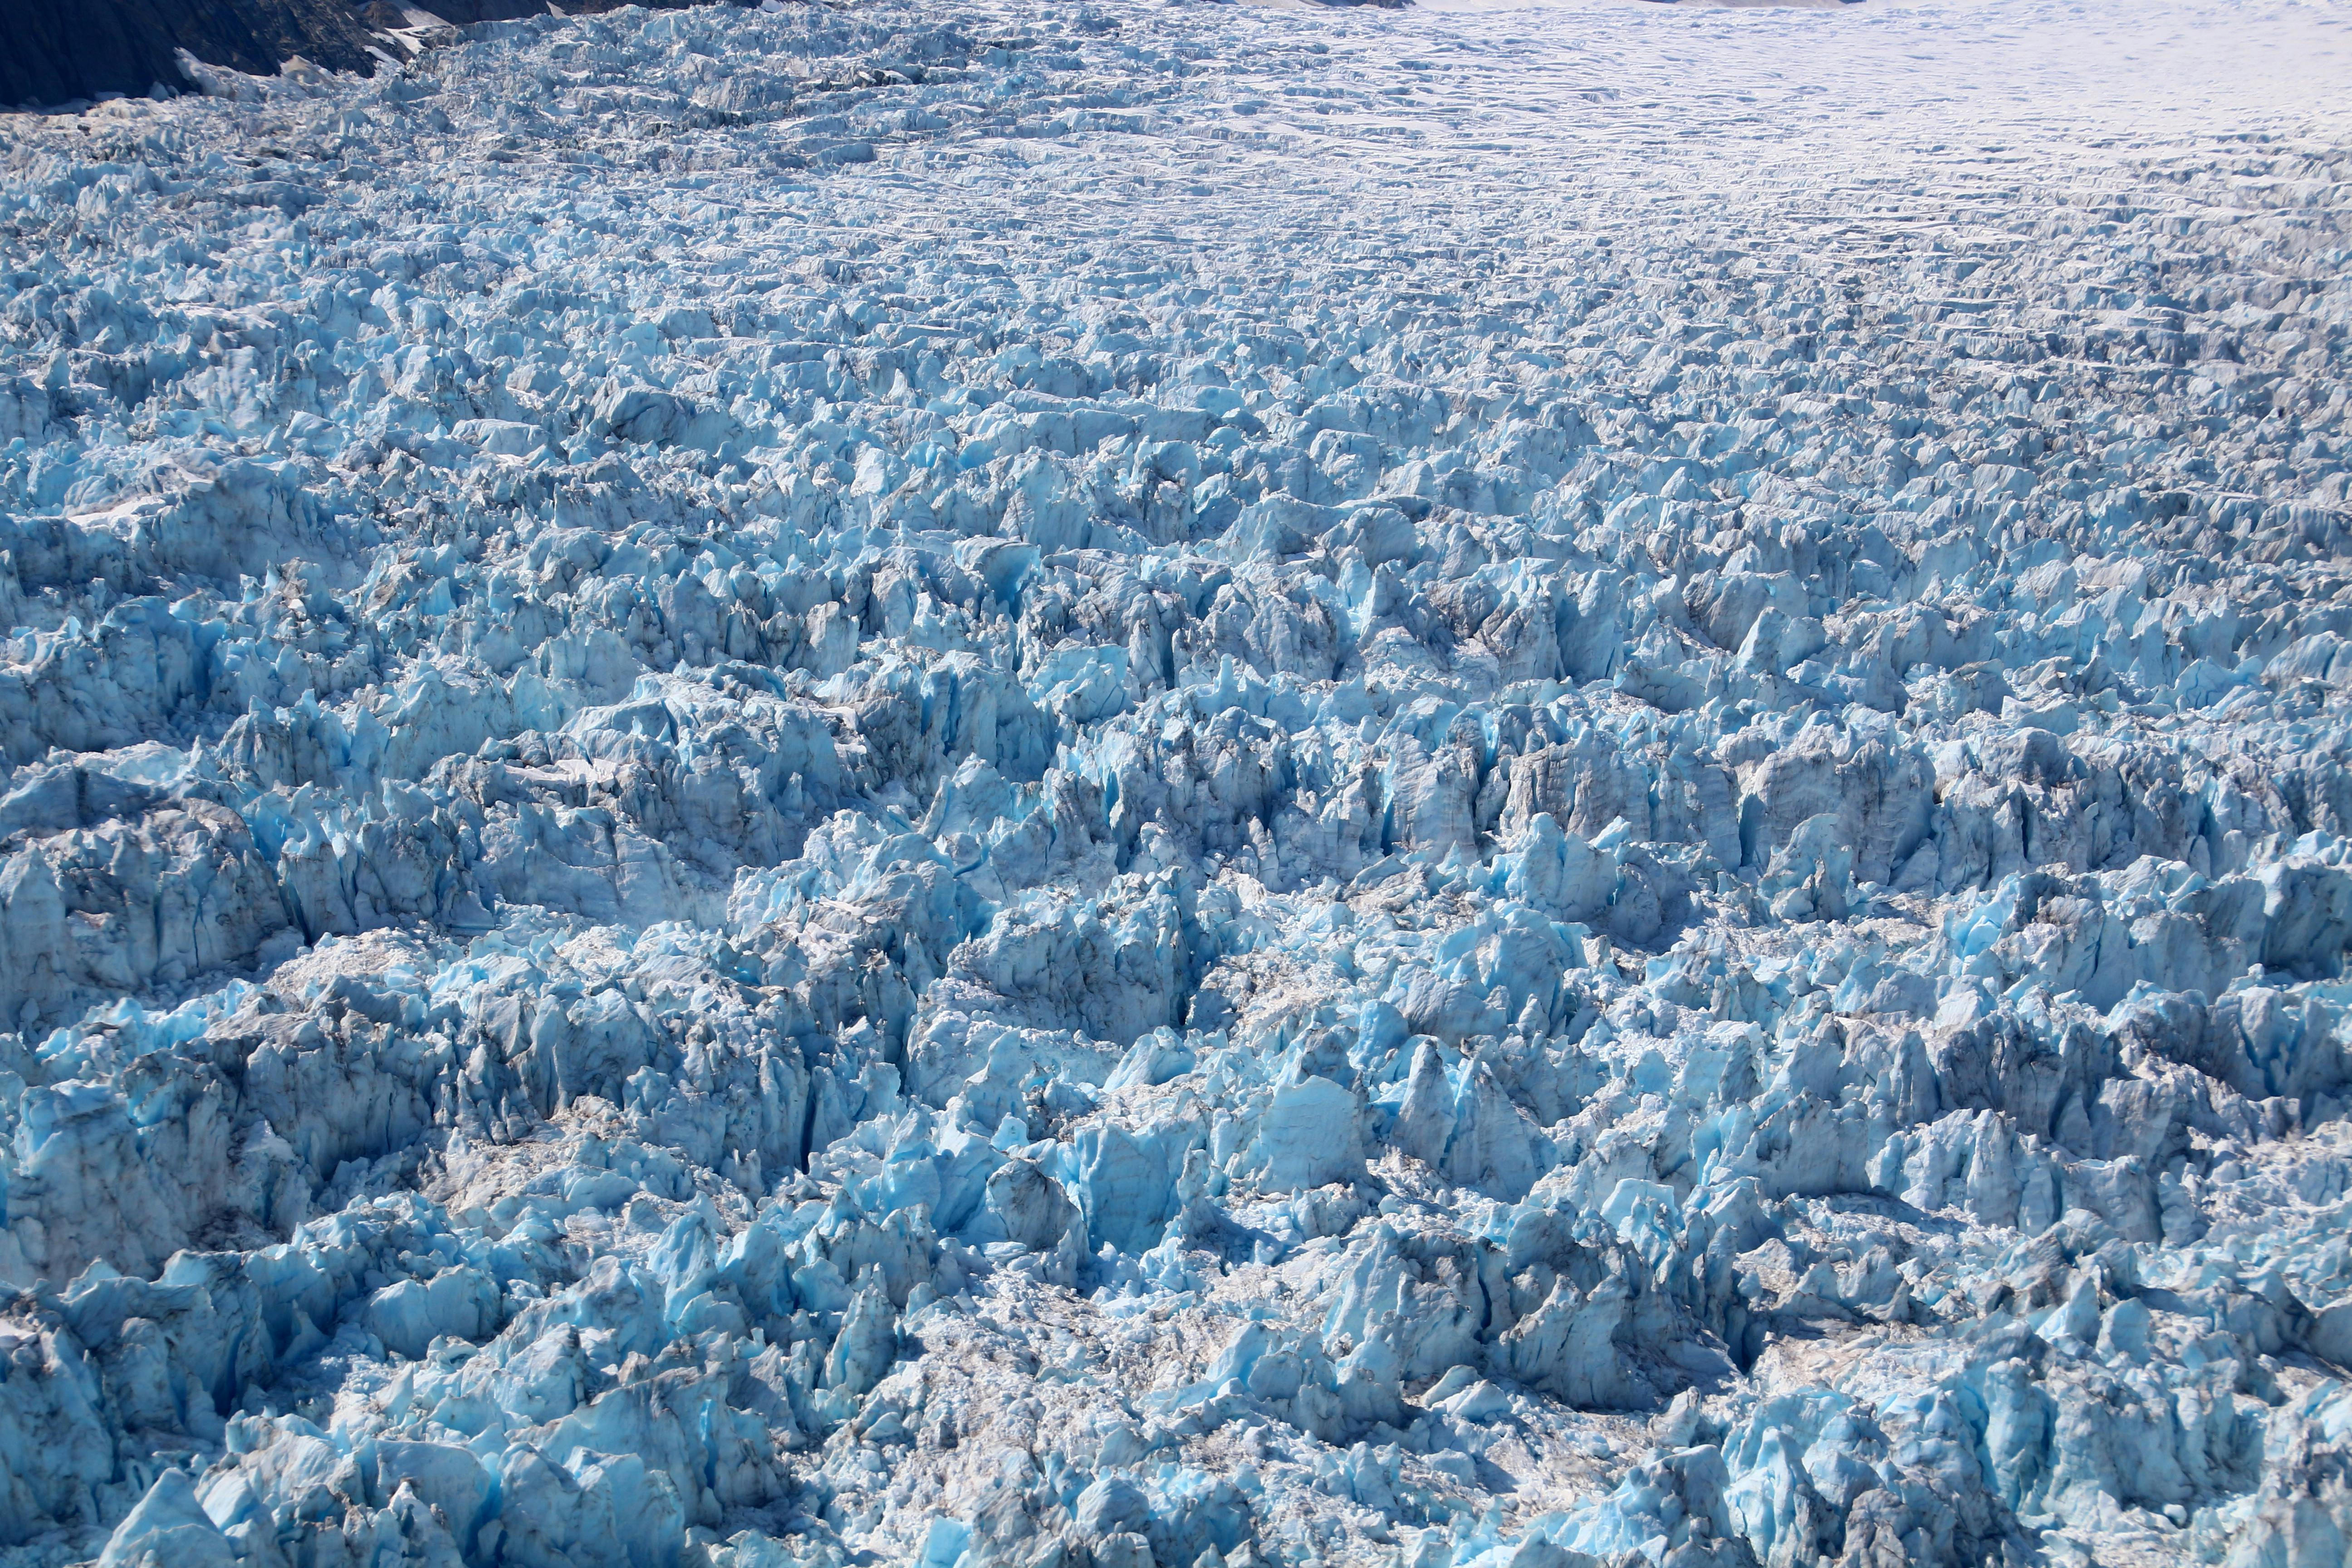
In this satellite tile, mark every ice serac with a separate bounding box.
[2,2,2352,1568]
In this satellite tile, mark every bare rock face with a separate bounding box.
[3,4,2352,1568]
[0,0,386,108]
[0,0,719,112]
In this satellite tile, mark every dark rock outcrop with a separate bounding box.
[0,0,732,112]
[0,0,386,109]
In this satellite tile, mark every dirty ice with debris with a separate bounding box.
[4,2,2352,1567]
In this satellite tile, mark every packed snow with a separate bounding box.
[4,1,2352,1566]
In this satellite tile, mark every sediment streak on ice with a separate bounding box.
[2,2,2352,1567]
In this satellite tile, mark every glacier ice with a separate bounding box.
[3,1,2352,1567]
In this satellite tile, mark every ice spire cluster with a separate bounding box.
[3,2,2352,1567]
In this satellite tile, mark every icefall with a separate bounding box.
[4,2,2352,1567]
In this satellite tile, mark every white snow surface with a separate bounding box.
[4,2,2352,1567]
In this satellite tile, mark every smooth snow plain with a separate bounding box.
[4,2,2352,1566]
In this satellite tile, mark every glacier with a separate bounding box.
[3,1,2352,1566]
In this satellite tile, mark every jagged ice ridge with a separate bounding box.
[4,3,2352,1568]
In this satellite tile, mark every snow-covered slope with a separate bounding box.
[4,2,2352,1566]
